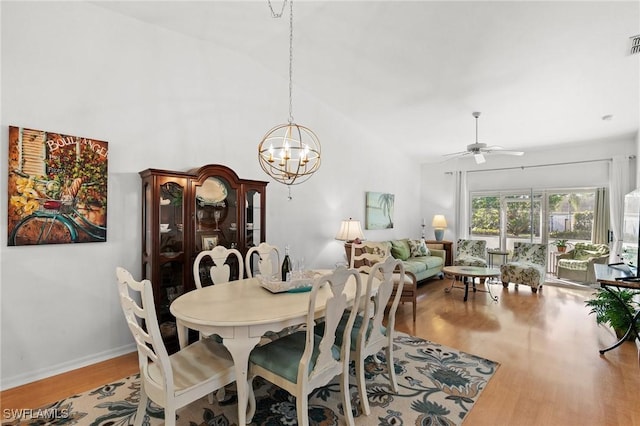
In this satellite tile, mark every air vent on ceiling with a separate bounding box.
[631,34,640,55]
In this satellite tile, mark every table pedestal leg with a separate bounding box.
[176,320,188,349]
[464,277,470,301]
[222,335,261,425]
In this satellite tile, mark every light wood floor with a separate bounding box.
[2,278,639,425]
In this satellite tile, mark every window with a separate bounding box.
[547,191,595,242]
[470,189,596,252]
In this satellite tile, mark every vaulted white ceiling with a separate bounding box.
[93,1,639,163]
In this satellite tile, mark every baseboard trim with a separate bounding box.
[1,343,136,391]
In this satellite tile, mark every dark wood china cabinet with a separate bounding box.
[140,164,267,350]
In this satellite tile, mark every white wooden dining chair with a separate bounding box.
[116,267,235,426]
[193,245,244,353]
[351,241,417,323]
[193,245,244,288]
[246,266,362,426]
[245,242,280,278]
[340,256,405,415]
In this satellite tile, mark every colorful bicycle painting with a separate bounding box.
[7,126,108,245]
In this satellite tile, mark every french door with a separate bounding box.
[470,189,597,268]
[470,191,543,252]
[502,192,543,252]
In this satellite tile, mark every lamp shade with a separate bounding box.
[432,215,448,229]
[432,214,447,242]
[335,218,365,242]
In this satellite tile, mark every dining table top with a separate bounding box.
[168,268,376,426]
[169,269,368,328]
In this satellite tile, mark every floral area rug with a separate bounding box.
[3,333,499,425]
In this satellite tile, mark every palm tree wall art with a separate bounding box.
[366,192,394,229]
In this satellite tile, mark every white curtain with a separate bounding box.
[592,187,609,244]
[454,171,468,240]
[609,156,633,260]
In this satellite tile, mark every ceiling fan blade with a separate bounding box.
[442,150,471,158]
[483,146,525,156]
[488,150,525,156]
[474,153,486,164]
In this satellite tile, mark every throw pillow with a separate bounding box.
[390,239,411,261]
[408,239,430,257]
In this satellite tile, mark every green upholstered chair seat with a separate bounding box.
[249,331,340,384]
[317,313,385,349]
[557,258,589,271]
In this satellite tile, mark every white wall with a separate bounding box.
[421,136,638,242]
[0,2,420,388]
[637,131,640,187]
[1,1,636,389]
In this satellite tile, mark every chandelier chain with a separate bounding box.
[288,0,294,123]
[267,0,294,123]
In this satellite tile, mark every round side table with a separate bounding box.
[487,249,509,283]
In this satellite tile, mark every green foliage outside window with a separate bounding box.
[471,196,499,236]
[472,192,594,240]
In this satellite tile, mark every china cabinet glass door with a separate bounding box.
[246,188,262,248]
[194,176,238,251]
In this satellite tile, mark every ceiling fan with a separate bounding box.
[443,112,524,164]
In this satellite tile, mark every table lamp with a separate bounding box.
[336,218,365,264]
[432,214,447,241]
[335,218,365,243]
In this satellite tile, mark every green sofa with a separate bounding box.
[349,238,445,323]
[387,238,446,283]
[350,238,445,283]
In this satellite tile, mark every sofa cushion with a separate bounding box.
[403,256,443,275]
[402,258,427,275]
[408,239,430,257]
[571,243,609,261]
[390,239,411,261]
[557,259,589,271]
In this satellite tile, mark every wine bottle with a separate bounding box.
[281,245,292,282]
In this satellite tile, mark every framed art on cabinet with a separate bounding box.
[366,191,394,230]
[7,126,108,246]
[201,235,218,251]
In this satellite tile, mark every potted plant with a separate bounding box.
[585,288,640,339]
[553,239,569,253]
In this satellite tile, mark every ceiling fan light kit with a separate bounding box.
[443,112,524,164]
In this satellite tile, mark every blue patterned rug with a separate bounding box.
[5,333,498,425]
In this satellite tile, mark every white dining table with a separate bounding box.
[169,270,370,425]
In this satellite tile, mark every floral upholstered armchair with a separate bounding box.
[454,239,488,267]
[500,242,547,293]
[556,242,609,283]
[453,239,488,285]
